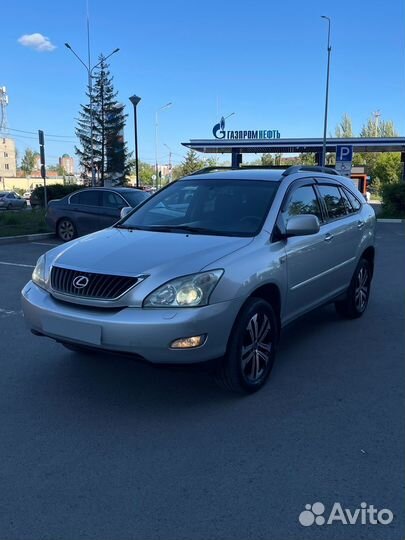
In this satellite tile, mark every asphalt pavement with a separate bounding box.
[0,224,404,540]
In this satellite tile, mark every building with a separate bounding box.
[59,154,74,174]
[0,137,17,178]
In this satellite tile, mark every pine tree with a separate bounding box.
[75,55,131,186]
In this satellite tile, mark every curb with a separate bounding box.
[377,219,405,224]
[0,232,56,245]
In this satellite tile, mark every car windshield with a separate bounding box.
[116,178,279,236]
[0,192,8,198]
[122,190,150,207]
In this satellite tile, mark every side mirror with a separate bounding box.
[120,206,133,219]
[286,214,320,237]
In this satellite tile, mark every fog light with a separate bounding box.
[170,335,206,349]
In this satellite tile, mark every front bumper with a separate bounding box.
[21,281,244,363]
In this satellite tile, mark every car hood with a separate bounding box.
[48,227,252,277]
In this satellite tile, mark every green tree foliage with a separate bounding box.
[299,153,316,165]
[174,150,206,178]
[381,182,405,218]
[333,113,402,191]
[128,160,155,186]
[335,113,354,138]
[373,154,402,184]
[20,148,36,177]
[261,154,274,166]
[31,184,81,208]
[75,55,131,186]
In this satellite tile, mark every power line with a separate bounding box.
[5,127,77,139]
[0,130,77,144]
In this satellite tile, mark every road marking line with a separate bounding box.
[0,261,35,268]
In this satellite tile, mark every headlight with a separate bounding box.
[32,255,49,290]
[143,270,224,308]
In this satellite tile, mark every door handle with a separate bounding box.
[357,220,365,229]
[324,233,334,242]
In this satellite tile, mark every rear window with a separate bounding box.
[70,191,101,206]
[342,187,362,212]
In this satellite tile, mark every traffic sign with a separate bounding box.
[336,145,353,162]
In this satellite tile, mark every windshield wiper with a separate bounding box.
[143,225,223,235]
[115,224,144,230]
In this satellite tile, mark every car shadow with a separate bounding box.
[28,303,344,411]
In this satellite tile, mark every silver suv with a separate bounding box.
[22,166,376,393]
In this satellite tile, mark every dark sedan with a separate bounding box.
[46,187,150,241]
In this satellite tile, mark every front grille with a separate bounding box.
[51,266,140,300]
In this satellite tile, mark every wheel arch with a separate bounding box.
[361,246,375,278]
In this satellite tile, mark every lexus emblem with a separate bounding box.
[72,275,89,289]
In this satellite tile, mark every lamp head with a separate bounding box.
[129,95,141,106]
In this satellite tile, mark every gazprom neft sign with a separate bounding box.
[213,116,280,140]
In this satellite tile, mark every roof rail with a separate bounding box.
[282,165,339,177]
[188,166,231,176]
[188,165,287,176]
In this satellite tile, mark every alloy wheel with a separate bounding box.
[354,266,369,312]
[58,220,75,241]
[241,311,272,383]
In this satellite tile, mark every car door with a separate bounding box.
[315,182,362,291]
[7,191,19,209]
[68,190,103,235]
[282,181,335,321]
[13,192,25,208]
[98,190,126,229]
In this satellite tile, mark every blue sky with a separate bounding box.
[2,0,404,167]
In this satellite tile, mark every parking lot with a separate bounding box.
[0,223,404,540]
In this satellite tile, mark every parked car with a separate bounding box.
[45,187,150,241]
[0,191,27,210]
[22,166,376,393]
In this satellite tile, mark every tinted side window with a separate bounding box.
[318,185,348,220]
[338,187,353,214]
[78,191,101,206]
[343,187,361,212]
[102,191,125,208]
[285,185,322,222]
[69,193,80,204]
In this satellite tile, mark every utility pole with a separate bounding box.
[38,130,48,208]
[164,143,172,182]
[321,16,332,167]
[373,110,381,136]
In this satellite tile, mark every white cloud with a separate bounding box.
[18,33,56,52]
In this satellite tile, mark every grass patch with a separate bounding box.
[0,209,51,237]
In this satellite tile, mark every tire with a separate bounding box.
[335,258,371,319]
[57,218,76,242]
[216,298,279,394]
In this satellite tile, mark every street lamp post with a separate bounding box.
[65,43,119,186]
[321,15,332,167]
[129,95,141,188]
[163,143,173,183]
[155,102,172,190]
